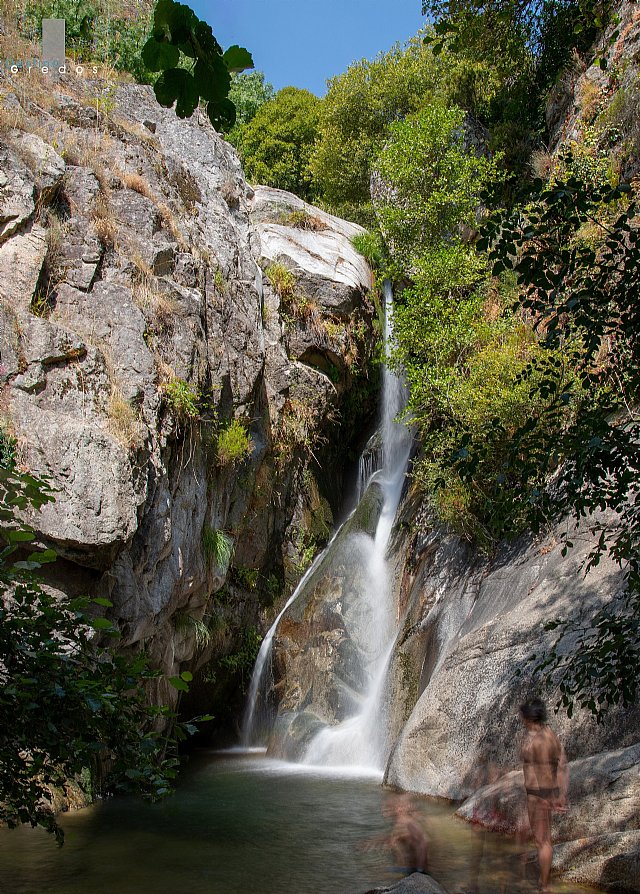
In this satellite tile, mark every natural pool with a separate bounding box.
[0,751,594,894]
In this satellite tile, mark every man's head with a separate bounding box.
[520,697,547,725]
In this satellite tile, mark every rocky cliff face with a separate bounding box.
[0,73,376,728]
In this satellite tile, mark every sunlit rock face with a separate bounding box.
[383,505,638,799]
[546,1,640,181]
[0,77,375,718]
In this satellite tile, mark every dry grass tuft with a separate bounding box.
[219,179,240,209]
[131,258,179,333]
[282,209,327,231]
[157,201,188,250]
[154,357,176,385]
[152,292,180,330]
[576,77,605,123]
[111,113,160,148]
[107,388,143,449]
[61,132,113,191]
[274,398,325,466]
[530,148,553,181]
[93,193,118,248]
[0,96,28,134]
[117,169,188,250]
[120,170,155,200]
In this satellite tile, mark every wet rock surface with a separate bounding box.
[360,872,448,894]
[268,482,386,758]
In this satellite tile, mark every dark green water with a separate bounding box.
[0,752,593,894]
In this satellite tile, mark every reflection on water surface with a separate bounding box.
[0,753,595,894]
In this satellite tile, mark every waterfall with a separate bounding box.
[241,281,411,770]
[301,281,411,770]
[241,534,339,747]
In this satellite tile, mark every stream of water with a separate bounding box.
[0,752,594,894]
[243,281,411,771]
[302,281,411,770]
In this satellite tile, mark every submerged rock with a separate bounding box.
[359,872,448,894]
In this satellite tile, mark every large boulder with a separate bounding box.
[383,509,639,800]
[250,185,372,319]
[453,745,640,891]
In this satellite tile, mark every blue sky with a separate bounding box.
[190,0,426,96]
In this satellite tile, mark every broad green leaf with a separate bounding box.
[142,37,180,72]
[91,617,117,631]
[6,529,35,543]
[208,97,236,130]
[154,68,199,118]
[26,549,56,564]
[194,57,231,102]
[154,0,194,44]
[222,45,254,73]
[193,20,222,57]
[168,676,189,692]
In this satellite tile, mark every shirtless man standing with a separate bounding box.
[520,698,569,892]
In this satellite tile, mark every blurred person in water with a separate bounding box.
[520,698,569,892]
[362,793,430,878]
[385,793,430,876]
[465,758,508,894]
[462,756,530,894]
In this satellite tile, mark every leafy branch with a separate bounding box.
[0,463,208,841]
[465,176,640,718]
[142,0,253,129]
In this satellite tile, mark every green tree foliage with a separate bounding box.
[230,87,321,199]
[0,464,204,841]
[19,0,155,80]
[422,0,612,180]
[227,71,275,129]
[312,41,438,218]
[312,38,499,223]
[376,105,497,266]
[142,0,253,129]
[373,105,557,542]
[422,0,608,78]
[461,177,640,717]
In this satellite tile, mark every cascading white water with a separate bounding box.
[241,540,336,746]
[356,446,381,503]
[241,282,411,769]
[301,281,411,771]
